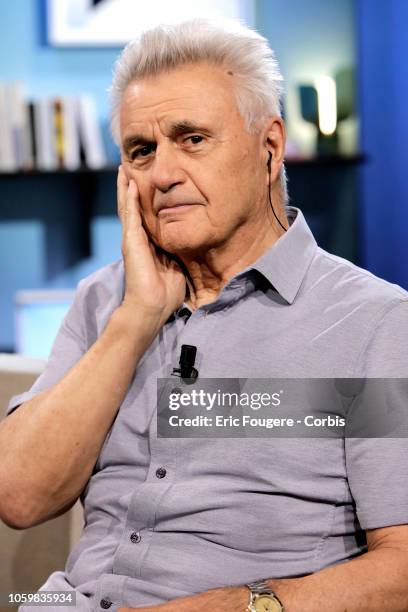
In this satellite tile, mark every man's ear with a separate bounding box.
[263,116,286,167]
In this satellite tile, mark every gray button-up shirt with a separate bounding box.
[8,207,408,611]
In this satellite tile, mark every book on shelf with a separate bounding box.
[0,83,20,172]
[35,97,58,170]
[77,94,107,169]
[0,81,108,172]
[8,82,33,170]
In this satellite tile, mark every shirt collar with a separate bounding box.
[243,206,318,304]
[173,206,318,319]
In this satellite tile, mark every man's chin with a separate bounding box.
[160,240,204,256]
[157,226,212,256]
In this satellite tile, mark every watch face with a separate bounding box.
[253,595,283,612]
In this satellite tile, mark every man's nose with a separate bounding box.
[150,146,185,193]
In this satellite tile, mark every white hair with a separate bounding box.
[109,18,289,205]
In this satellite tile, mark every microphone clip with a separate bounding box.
[172,344,199,382]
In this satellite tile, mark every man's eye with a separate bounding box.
[186,135,204,145]
[131,145,153,159]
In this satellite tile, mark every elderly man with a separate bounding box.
[1,18,408,612]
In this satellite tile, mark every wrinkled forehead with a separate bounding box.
[119,62,244,134]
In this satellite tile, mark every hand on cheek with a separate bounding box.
[116,164,185,320]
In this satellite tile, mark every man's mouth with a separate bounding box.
[158,203,201,215]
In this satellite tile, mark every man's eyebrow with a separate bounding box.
[122,120,212,154]
[168,120,212,138]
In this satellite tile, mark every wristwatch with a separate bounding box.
[246,579,284,611]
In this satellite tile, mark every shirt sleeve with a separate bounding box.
[346,299,408,529]
[5,277,90,417]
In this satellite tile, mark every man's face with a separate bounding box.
[119,62,268,256]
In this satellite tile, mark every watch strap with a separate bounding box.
[246,579,284,611]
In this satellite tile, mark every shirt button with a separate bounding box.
[100,598,112,609]
[130,531,141,543]
[170,387,182,395]
[156,467,167,479]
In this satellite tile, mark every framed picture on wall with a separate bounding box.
[46,0,254,47]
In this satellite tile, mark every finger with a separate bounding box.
[125,179,143,233]
[117,165,128,225]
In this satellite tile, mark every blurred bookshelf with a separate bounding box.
[0,82,107,174]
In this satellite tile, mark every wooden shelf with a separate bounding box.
[0,166,118,177]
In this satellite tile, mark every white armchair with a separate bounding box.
[0,354,83,612]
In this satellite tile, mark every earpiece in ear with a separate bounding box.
[266,150,287,233]
[267,151,272,172]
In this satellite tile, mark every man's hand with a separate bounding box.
[118,585,248,612]
[117,166,186,325]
